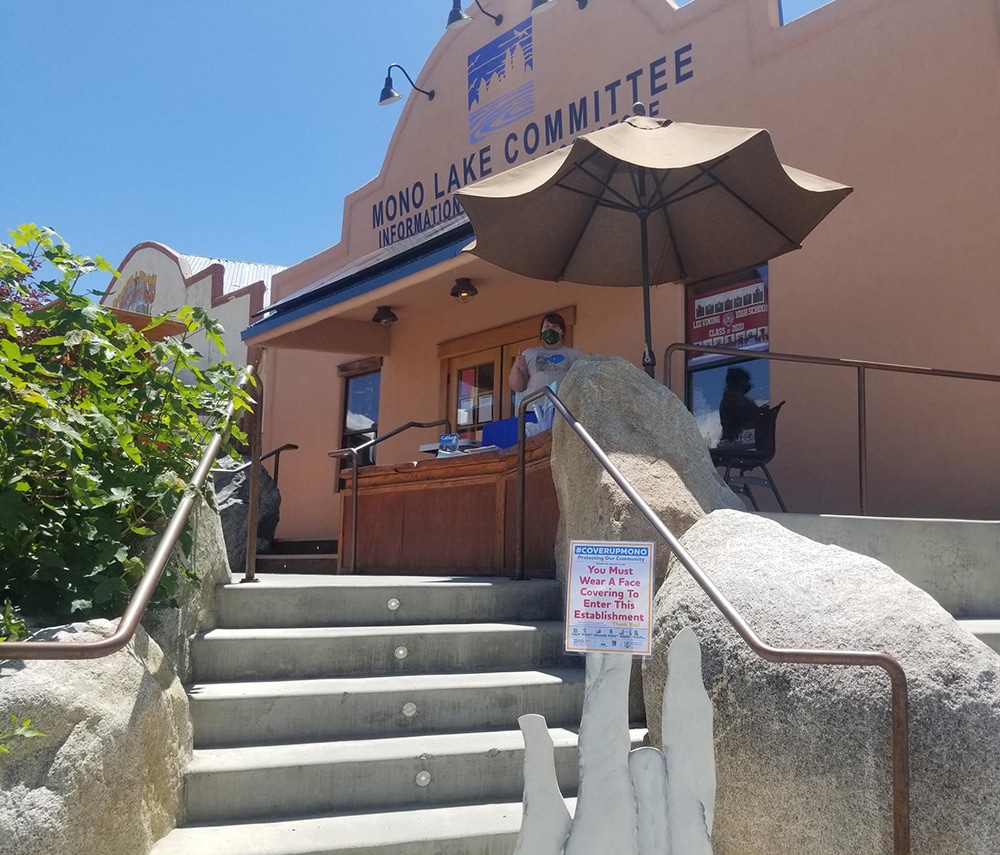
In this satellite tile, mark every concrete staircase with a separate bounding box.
[151,574,630,855]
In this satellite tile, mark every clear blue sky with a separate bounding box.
[0,0,829,276]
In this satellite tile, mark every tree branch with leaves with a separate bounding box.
[0,225,250,622]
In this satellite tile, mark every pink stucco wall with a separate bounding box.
[254,0,1000,540]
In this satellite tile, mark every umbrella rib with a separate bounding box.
[694,163,802,247]
[648,167,673,209]
[552,159,623,280]
[659,199,688,281]
[557,159,639,211]
[648,166,719,212]
[646,162,801,249]
[648,182,714,214]
[554,183,639,213]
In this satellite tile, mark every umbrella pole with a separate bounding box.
[640,213,655,379]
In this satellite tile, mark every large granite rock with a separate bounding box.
[551,355,741,720]
[142,498,232,683]
[644,509,1000,855]
[213,457,281,577]
[551,355,741,591]
[0,621,191,855]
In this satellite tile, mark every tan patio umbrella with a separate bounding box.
[456,116,852,377]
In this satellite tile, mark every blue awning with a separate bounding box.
[242,216,473,342]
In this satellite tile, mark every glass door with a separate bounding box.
[451,347,501,441]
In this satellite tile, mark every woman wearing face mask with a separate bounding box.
[509,312,585,396]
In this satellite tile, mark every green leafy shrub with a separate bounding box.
[0,225,250,620]
[1,599,28,641]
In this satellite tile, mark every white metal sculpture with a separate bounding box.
[513,627,715,855]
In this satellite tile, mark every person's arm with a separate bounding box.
[509,352,528,393]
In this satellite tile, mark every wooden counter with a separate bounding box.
[339,433,558,576]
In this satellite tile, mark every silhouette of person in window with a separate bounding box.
[719,366,766,445]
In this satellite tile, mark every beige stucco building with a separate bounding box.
[102,241,284,368]
[241,0,1000,544]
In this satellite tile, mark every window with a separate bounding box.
[339,358,381,467]
[685,267,770,447]
[688,358,771,447]
[779,0,837,25]
[456,352,498,439]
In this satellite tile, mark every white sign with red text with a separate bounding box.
[565,540,654,655]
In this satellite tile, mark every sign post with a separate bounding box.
[565,540,655,655]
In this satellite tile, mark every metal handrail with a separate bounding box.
[262,443,298,486]
[328,419,452,573]
[664,343,1000,515]
[241,367,265,584]
[515,385,910,855]
[2,366,255,661]
[210,443,298,486]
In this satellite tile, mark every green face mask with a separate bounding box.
[540,328,561,345]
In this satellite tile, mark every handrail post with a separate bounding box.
[242,370,263,584]
[891,670,912,855]
[516,403,529,579]
[265,444,303,487]
[349,449,359,573]
[858,364,868,516]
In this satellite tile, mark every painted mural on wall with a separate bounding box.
[468,18,534,145]
[112,270,157,314]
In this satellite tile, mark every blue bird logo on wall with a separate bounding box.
[467,18,534,145]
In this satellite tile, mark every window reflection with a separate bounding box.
[688,360,770,448]
[342,371,380,466]
[456,361,495,438]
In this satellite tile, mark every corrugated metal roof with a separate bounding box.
[181,254,286,305]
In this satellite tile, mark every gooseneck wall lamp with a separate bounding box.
[447,0,504,29]
[378,65,435,107]
[450,277,479,303]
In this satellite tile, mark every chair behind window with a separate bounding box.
[710,401,787,511]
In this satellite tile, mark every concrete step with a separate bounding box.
[191,621,572,681]
[958,619,1000,654]
[190,668,586,748]
[215,575,563,629]
[270,539,337,555]
[153,799,575,855]
[253,554,338,574]
[185,726,648,822]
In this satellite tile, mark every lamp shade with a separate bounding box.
[372,306,398,325]
[447,0,471,28]
[450,278,479,303]
[378,76,402,106]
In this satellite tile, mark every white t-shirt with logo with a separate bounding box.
[521,345,585,396]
